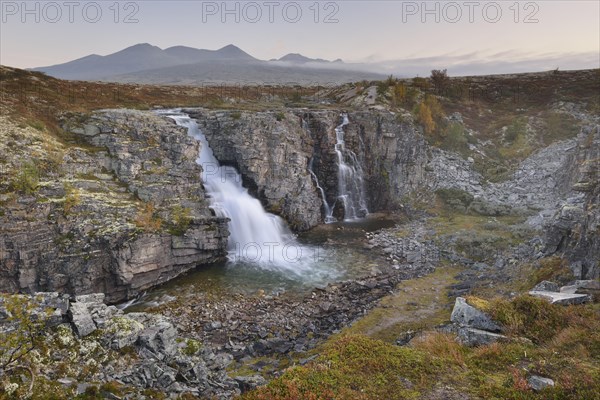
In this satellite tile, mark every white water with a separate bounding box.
[167,112,332,279]
[308,160,336,224]
[333,113,369,220]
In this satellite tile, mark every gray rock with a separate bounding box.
[528,375,555,391]
[137,320,178,360]
[75,293,105,305]
[457,327,508,347]
[235,375,267,393]
[450,297,502,332]
[529,290,591,305]
[560,280,600,293]
[532,281,560,292]
[68,302,96,337]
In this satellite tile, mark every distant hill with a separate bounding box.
[32,44,382,85]
[277,53,333,64]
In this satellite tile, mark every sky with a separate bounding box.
[1,0,599,76]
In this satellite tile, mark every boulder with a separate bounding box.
[528,375,555,391]
[528,290,591,305]
[457,327,508,347]
[235,375,267,393]
[450,297,502,332]
[68,302,96,337]
[136,320,178,360]
[532,281,560,292]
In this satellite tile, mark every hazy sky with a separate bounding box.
[1,0,598,75]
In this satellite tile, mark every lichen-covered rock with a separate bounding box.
[0,110,229,302]
[528,375,555,391]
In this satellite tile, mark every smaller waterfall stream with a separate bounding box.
[308,159,336,224]
[334,113,369,220]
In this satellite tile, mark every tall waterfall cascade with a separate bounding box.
[166,111,330,278]
[333,113,369,220]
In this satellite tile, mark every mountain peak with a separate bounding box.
[215,44,255,60]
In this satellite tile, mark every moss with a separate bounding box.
[182,338,202,356]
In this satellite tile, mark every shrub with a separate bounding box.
[504,117,527,143]
[11,161,39,195]
[416,102,435,134]
[412,76,430,89]
[63,183,81,215]
[430,69,450,92]
[169,205,192,235]
[435,188,474,210]
[0,295,51,398]
[134,203,162,233]
[441,122,469,155]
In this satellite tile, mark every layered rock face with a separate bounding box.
[189,107,598,281]
[190,109,323,230]
[543,124,600,279]
[0,110,228,303]
[192,109,430,225]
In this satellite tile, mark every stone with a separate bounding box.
[75,293,106,305]
[68,302,96,337]
[532,281,560,292]
[235,375,267,393]
[450,297,502,332]
[528,290,591,305]
[457,327,508,347]
[560,280,600,293]
[528,375,555,391]
[396,330,418,346]
[137,320,178,360]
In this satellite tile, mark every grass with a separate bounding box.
[340,266,461,343]
[242,298,600,400]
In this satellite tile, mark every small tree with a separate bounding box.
[417,103,435,134]
[430,69,450,93]
[134,202,162,233]
[0,295,51,397]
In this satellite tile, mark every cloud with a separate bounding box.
[343,50,599,77]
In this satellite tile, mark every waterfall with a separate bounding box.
[166,111,327,277]
[308,159,336,224]
[333,113,369,220]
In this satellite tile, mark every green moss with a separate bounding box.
[182,338,202,356]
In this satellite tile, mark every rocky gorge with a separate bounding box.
[1,67,599,399]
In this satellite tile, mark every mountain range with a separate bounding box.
[32,43,384,85]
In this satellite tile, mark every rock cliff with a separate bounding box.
[0,110,229,303]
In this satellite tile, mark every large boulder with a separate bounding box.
[450,297,502,332]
